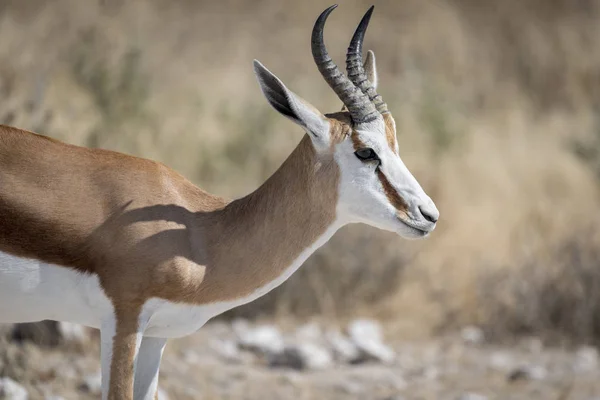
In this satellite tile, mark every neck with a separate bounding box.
[195,135,342,303]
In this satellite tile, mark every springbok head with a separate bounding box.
[253,5,439,239]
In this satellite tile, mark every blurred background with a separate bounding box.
[2,0,600,399]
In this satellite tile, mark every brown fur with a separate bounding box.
[109,304,143,399]
[0,124,340,304]
[0,123,341,400]
[383,113,397,154]
[325,111,352,145]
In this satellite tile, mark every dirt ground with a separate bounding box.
[2,321,600,400]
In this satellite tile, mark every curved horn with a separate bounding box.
[346,5,389,114]
[311,5,379,124]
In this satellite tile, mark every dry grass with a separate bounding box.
[476,224,600,345]
[1,0,600,339]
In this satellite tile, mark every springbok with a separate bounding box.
[0,4,438,400]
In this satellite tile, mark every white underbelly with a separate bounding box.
[0,251,113,328]
[0,221,339,337]
[0,250,292,338]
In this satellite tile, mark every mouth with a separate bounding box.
[396,216,432,237]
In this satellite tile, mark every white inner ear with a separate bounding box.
[254,60,330,143]
[285,93,330,141]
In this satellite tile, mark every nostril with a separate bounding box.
[419,206,438,223]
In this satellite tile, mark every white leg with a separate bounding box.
[100,316,117,400]
[133,336,168,400]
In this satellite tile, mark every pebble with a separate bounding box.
[574,346,599,373]
[234,321,284,355]
[57,322,88,344]
[209,339,240,362]
[507,365,547,382]
[488,351,515,372]
[269,341,333,370]
[348,319,395,364]
[293,341,333,370]
[0,377,28,400]
[326,329,360,362]
[80,372,102,395]
[460,325,484,345]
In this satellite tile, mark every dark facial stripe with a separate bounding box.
[376,168,408,213]
[351,129,408,213]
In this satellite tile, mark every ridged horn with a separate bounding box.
[311,5,379,123]
[346,5,389,114]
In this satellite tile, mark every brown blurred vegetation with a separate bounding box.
[2,0,600,343]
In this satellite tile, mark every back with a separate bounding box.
[0,125,199,273]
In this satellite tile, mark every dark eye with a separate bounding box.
[354,148,378,161]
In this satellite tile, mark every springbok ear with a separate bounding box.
[363,50,378,90]
[253,60,329,142]
[341,49,378,111]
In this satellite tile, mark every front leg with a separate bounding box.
[100,307,144,400]
[133,336,168,400]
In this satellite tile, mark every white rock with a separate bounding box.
[209,339,240,362]
[574,346,599,373]
[269,341,333,370]
[526,365,548,380]
[235,323,284,355]
[80,372,102,395]
[460,326,484,345]
[348,319,395,364]
[57,322,87,344]
[294,342,333,370]
[326,329,360,362]
[457,393,488,400]
[0,377,28,400]
[348,319,383,341]
[489,351,515,372]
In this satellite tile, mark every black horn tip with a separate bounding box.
[350,6,375,50]
[319,4,338,21]
[312,5,338,45]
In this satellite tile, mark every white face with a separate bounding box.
[253,60,438,239]
[332,115,439,239]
